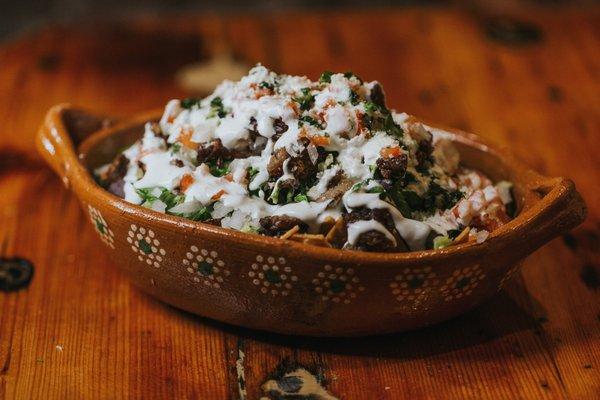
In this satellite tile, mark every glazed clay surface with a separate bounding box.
[36,104,586,336]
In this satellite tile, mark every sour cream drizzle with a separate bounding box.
[343,192,431,250]
[346,220,397,247]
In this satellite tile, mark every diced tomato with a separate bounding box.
[297,127,306,138]
[288,101,299,116]
[211,189,226,200]
[311,135,330,146]
[254,88,272,99]
[317,100,336,119]
[180,173,195,192]
[179,127,199,150]
[355,111,366,134]
[380,146,402,159]
[223,174,233,182]
[471,216,500,233]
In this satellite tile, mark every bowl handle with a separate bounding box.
[36,104,115,188]
[517,174,587,251]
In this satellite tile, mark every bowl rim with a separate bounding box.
[39,103,585,266]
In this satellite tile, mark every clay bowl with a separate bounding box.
[36,104,586,337]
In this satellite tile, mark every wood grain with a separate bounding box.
[0,5,599,399]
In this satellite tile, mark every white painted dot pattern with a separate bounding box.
[312,265,364,304]
[439,264,486,301]
[88,205,114,249]
[248,255,296,296]
[183,246,230,289]
[126,224,166,268]
[389,266,439,310]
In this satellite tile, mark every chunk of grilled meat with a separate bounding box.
[267,139,318,184]
[259,215,307,237]
[101,154,128,197]
[196,138,257,168]
[343,207,407,252]
[376,154,407,180]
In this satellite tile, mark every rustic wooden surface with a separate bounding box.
[1,4,599,399]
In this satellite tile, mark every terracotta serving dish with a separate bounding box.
[36,104,586,337]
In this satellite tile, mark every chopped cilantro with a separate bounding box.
[363,103,403,137]
[171,142,182,153]
[136,188,184,210]
[402,190,423,210]
[208,96,227,118]
[208,160,230,177]
[384,114,403,137]
[343,71,363,83]
[186,205,213,222]
[351,179,369,192]
[293,88,315,111]
[390,182,462,215]
[247,166,259,181]
[364,101,380,114]
[319,71,333,83]
[268,181,311,205]
[159,189,184,209]
[299,115,323,129]
[181,98,201,109]
[384,183,413,218]
[349,90,360,105]
[351,179,385,196]
[427,182,463,211]
[366,186,385,194]
[259,81,274,90]
[210,97,222,107]
[447,228,463,239]
[135,188,158,203]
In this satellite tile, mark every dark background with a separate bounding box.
[3,0,597,41]
[2,0,427,40]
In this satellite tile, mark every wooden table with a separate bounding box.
[0,5,598,399]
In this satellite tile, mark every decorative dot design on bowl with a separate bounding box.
[389,267,439,310]
[183,246,230,289]
[249,255,297,296]
[87,205,114,249]
[498,264,520,289]
[439,264,486,302]
[126,224,166,268]
[312,265,365,304]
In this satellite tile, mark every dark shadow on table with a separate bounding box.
[164,276,550,360]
